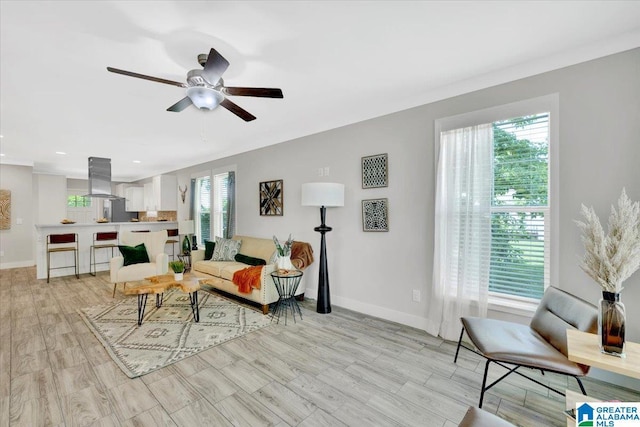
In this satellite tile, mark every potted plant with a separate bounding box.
[169,260,186,281]
[575,188,640,356]
[273,234,294,270]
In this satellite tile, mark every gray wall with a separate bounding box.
[0,164,35,268]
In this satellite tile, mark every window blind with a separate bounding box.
[489,113,549,300]
[196,176,211,244]
[213,172,229,238]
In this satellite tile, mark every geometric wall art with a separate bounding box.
[362,153,388,188]
[259,180,283,216]
[0,189,10,230]
[362,198,388,232]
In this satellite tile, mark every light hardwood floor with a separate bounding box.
[1,267,638,427]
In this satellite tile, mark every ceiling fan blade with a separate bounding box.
[107,67,186,88]
[167,97,193,112]
[223,87,284,98]
[201,48,230,85]
[220,98,256,122]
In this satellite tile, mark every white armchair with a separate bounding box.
[110,230,169,297]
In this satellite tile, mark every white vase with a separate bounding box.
[174,272,184,281]
[276,255,294,270]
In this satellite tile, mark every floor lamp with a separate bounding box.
[301,182,345,314]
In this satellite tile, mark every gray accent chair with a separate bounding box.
[454,286,597,408]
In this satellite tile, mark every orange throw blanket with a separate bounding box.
[291,241,314,269]
[232,266,263,293]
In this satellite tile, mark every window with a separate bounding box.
[434,95,557,306]
[67,195,91,207]
[194,168,236,245]
[194,175,211,245]
[490,115,549,300]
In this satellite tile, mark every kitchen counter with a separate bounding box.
[35,221,178,280]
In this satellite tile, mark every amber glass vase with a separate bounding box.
[598,291,626,356]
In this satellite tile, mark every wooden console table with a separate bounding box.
[566,329,640,379]
[565,330,640,427]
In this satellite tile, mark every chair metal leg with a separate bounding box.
[454,327,465,363]
[90,246,96,276]
[75,249,79,279]
[47,251,51,283]
[479,359,491,408]
[576,377,587,395]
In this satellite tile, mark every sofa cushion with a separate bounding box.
[235,253,266,266]
[220,263,252,281]
[212,237,242,261]
[118,244,150,266]
[232,235,277,262]
[194,260,247,280]
[204,240,215,260]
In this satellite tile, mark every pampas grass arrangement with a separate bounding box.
[575,189,640,293]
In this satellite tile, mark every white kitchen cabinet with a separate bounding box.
[143,175,177,211]
[125,186,144,211]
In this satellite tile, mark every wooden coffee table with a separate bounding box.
[124,273,202,325]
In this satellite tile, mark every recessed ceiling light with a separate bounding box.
[0,153,5,157]
[55,151,67,155]
[133,160,141,164]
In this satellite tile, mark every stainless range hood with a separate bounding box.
[85,157,123,199]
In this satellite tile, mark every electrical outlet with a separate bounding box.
[412,289,421,302]
[318,168,324,177]
[323,166,330,176]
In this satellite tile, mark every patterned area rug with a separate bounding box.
[79,289,271,378]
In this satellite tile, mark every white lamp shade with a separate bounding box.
[178,220,194,235]
[301,183,345,207]
[186,86,223,110]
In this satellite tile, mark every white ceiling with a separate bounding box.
[1,1,639,182]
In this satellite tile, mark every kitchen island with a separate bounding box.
[34,221,178,280]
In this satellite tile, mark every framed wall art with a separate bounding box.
[0,190,10,230]
[362,153,388,188]
[362,198,388,232]
[259,180,283,216]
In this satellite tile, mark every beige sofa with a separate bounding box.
[191,235,309,314]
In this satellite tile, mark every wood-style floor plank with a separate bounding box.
[2,266,639,427]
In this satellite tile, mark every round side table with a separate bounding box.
[270,270,303,325]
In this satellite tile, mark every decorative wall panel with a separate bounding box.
[259,180,283,216]
[362,153,388,188]
[362,198,388,232]
[0,190,10,230]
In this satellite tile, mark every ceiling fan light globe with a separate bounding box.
[186,86,223,110]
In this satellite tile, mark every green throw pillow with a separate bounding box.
[211,237,242,261]
[235,253,266,266]
[118,243,150,266]
[204,240,216,260]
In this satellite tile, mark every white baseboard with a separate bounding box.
[0,260,35,270]
[326,291,430,331]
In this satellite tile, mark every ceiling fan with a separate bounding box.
[107,48,283,122]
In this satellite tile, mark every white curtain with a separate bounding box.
[426,123,493,341]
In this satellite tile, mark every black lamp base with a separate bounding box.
[315,206,332,314]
